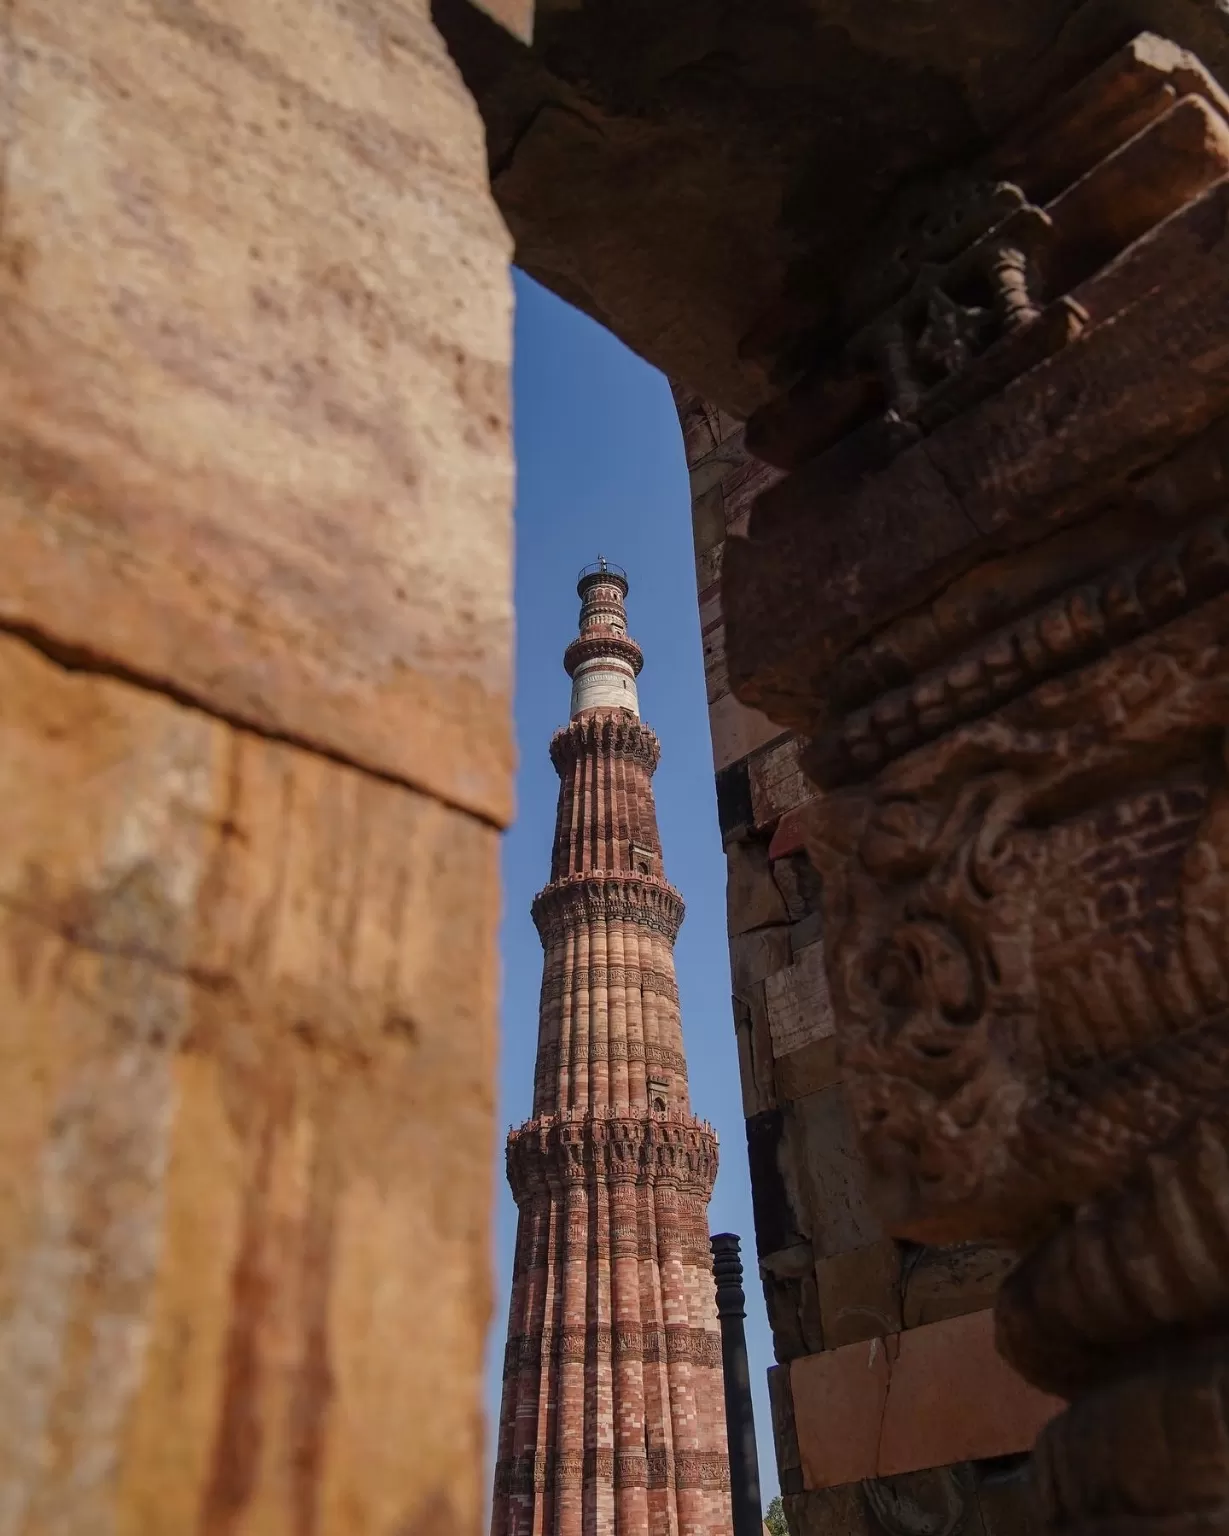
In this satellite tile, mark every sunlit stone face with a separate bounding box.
[569,656,639,715]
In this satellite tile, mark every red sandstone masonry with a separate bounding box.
[492,574,731,1536]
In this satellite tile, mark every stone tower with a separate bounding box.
[492,561,732,1536]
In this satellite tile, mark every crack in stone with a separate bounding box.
[0,621,504,830]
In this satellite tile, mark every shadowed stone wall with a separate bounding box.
[672,388,1057,1536]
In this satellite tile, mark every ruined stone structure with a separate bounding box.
[674,391,1061,1536]
[16,1,1229,1532]
[492,564,731,1536]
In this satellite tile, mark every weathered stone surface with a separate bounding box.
[816,1239,903,1348]
[768,1363,803,1494]
[785,1483,868,1536]
[862,1465,986,1536]
[439,0,1229,416]
[728,837,790,936]
[902,1244,1018,1330]
[775,1039,844,1102]
[747,1112,809,1262]
[0,631,498,1533]
[0,0,514,825]
[784,1084,881,1260]
[790,1314,1062,1491]
[709,692,785,775]
[760,1247,826,1366]
[771,851,825,925]
[749,738,811,829]
[734,986,778,1119]
[765,942,836,1065]
[791,1336,892,1490]
[878,1314,1063,1479]
[730,925,793,997]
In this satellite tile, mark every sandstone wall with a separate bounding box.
[673,388,1059,1536]
[0,2,514,1531]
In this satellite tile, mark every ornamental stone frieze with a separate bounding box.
[506,1107,720,1201]
[531,872,686,943]
[723,33,1229,1536]
[550,712,662,773]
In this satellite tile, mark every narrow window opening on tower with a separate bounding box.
[648,1076,668,1114]
[631,841,653,875]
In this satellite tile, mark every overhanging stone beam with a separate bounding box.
[439,0,1229,417]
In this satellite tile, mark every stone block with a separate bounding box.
[676,394,724,466]
[769,804,814,860]
[0,631,499,1533]
[791,1337,892,1489]
[790,1313,1062,1491]
[749,736,810,827]
[716,759,754,843]
[709,691,786,774]
[727,837,790,936]
[790,912,824,952]
[785,1485,870,1536]
[762,1243,825,1364]
[902,1243,1018,1330]
[693,482,727,556]
[690,451,739,501]
[863,1465,985,1536]
[772,851,825,923]
[734,986,777,1118]
[730,925,793,998]
[775,1038,844,1101]
[783,1083,881,1259]
[768,1363,802,1492]
[816,1239,903,1348]
[746,1111,808,1260]
[696,539,724,593]
[877,1311,1064,1478]
[703,617,730,704]
[0,0,515,826]
[765,941,835,1060]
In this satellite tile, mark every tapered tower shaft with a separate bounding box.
[492,562,732,1536]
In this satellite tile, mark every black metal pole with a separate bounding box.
[712,1232,762,1536]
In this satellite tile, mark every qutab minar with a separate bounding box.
[492,560,732,1536]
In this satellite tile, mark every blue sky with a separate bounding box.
[487,270,779,1507]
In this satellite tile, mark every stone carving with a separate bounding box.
[725,32,1229,1536]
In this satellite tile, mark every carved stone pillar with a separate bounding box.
[725,32,1229,1535]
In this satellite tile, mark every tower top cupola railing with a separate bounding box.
[565,554,642,718]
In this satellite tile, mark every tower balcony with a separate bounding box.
[505,1103,719,1202]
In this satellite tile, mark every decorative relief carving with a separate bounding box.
[493,1447,729,1493]
[507,1108,719,1202]
[535,1039,686,1075]
[550,713,660,776]
[727,34,1229,1534]
[539,965,679,1004]
[800,525,1229,1530]
[532,874,686,943]
[504,1324,721,1376]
